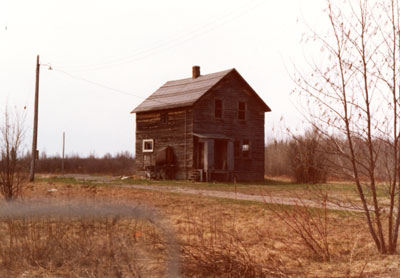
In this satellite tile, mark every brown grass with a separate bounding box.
[0,177,399,277]
[0,213,169,277]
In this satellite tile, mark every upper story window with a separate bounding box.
[160,112,168,123]
[238,101,246,120]
[143,139,154,153]
[215,99,223,118]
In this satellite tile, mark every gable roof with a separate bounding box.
[131,68,271,113]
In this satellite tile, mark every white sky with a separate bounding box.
[0,0,327,157]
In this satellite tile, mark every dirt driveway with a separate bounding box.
[121,184,365,212]
[61,174,364,212]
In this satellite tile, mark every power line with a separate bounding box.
[53,67,264,113]
[53,68,145,98]
[54,0,265,73]
[52,68,170,105]
[47,1,266,107]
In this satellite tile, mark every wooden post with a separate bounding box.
[184,109,187,179]
[29,55,40,182]
[61,132,65,175]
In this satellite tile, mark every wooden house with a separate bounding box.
[131,66,271,182]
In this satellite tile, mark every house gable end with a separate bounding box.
[192,69,271,113]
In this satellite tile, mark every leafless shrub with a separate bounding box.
[265,130,327,183]
[0,107,26,201]
[287,129,327,183]
[265,191,332,262]
[179,213,292,278]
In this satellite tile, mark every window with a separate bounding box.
[215,99,223,118]
[238,101,246,120]
[242,139,250,158]
[160,112,168,123]
[143,139,154,152]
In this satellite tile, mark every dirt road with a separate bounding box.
[121,184,363,212]
[61,174,363,212]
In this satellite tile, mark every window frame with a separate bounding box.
[242,139,250,158]
[215,99,223,119]
[142,139,154,153]
[160,112,168,123]
[238,101,247,120]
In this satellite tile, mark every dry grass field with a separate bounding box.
[0,176,399,277]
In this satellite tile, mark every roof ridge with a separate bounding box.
[161,75,224,88]
[148,87,213,99]
[161,68,234,87]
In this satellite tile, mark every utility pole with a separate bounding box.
[29,55,40,182]
[62,132,65,176]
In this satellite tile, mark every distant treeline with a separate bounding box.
[27,152,135,175]
[265,130,396,183]
[265,131,327,183]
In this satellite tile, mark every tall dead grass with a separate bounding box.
[1,181,387,277]
[178,210,293,278]
[0,203,178,278]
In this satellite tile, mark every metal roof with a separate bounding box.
[131,68,270,113]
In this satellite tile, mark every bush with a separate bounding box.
[0,107,27,201]
[287,130,327,183]
[265,130,327,183]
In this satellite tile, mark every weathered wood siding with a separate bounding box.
[135,107,193,179]
[193,71,265,181]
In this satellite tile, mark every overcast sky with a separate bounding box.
[0,0,326,157]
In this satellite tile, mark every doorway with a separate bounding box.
[214,139,228,170]
[197,142,204,169]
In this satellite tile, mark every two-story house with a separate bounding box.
[131,66,271,182]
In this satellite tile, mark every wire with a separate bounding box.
[52,68,171,105]
[53,67,263,114]
[54,0,265,72]
[54,1,252,70]
[53,68,145,99]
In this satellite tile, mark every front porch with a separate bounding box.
[192,133,234,182]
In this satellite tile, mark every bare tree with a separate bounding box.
[0,107,26,201]
[294,0,400,254]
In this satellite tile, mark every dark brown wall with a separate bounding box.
[135,107,193,178]
[193,72,265,181]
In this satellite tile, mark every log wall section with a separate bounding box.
[135,108,193,179]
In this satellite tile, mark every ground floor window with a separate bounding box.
[233,139,250,158]
[143,139,154,152]
[242,139,250,158]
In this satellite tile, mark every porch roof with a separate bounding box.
[193,133,232,140]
